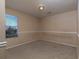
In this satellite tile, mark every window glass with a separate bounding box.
[5,14,18,38]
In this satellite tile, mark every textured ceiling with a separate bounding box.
[6,0,77,18]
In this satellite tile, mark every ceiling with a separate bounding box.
[6,0,77,18]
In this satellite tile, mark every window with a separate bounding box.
[5,14,18,38]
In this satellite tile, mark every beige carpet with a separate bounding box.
[7,40,77,59]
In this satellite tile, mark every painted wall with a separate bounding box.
[6,8,39,49]
[0,0,6,59]
[77,0,79,59]
[0,0,5,42]
[6,8,77,48]
[42,11,77,32]
[41,10,77,47]
[78,0,79,47]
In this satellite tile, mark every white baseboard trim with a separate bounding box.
[43,40,78,47]
[18,31,77,34]
[6,40,37,50]
[39,31,77,34]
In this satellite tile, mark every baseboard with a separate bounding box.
[6,40,37,50]
[42,40,78,47]
[40,31,77,34]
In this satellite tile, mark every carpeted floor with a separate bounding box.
[7,40,77,59]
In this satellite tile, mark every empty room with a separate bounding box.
[0,0,79,59]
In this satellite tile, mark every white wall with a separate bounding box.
[0,0,6,59]
[6,8,39,49]
[6,8,78,48]
[42,11,77,32]
[41,10,77,47]
[0,0,5,42]
[77,0,79,59]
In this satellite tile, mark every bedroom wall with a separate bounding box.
[0,0,5,42]
[41,10,77,47]
[0,0,6,59]
[6,8,77,48]
[6,8,39,49]
[77,1,79,59]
